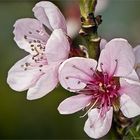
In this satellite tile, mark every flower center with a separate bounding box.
[65,61,120,117]
[86,71,120,116]
[20,30,49,72]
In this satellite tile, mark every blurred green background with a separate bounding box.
[0,0,140,139]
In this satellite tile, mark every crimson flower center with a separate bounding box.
[84,71,120,116]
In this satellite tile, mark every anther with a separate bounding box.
[24,35,27,39]
[29,31,32,34]
[36,30,40,33]
[31,44,34,47]
[25,62,30,66]
[39,65,43,67]
[100,63,104,73]
[99,83,102,87]
[90,67,93,70]
[37,44,41,48]
[37,40,41,43]
[77,81,81,84]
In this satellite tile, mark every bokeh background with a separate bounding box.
[0,0,140,139]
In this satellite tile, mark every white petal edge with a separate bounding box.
[13,18,49,54]
[119,78,140,107]
[7,55,42,91]
[58,94,92,114]
[120,94,140,118]
[98,38,135,77]
[33,1,67,33]
[59,57,97,92]
[45,29,70,64]
[100,39,107,51]
[84,107,113,139]
[27,64,59,100]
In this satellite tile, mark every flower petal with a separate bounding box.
[13,18,49,54]
[125,70,139,81]
[120,94,140,118]
[100,39,107,51]
[33,1,67,33]
[45,29,70,64]
[134,45,140,79]
[58,94,92,114]
[119,78,140,107]
[27,64,59,100]
[59,57,97,92]
[7,55,42,91]
[66,18,80,38]
[98,38,135,77]
[134,45,140,64]
[84,107,113,139]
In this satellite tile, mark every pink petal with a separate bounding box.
[27,64,59,100]
[133,45,140,64]
[120,94,140,118]
[134,45,140,79]
[136,69,140,80]
[59,57,97,92]
[66,18,80,38]
[33,1,67,33]
[13,18,49,54]
[84,107,113,139]
[119,78,140,107]
[125,70,139,81]
[45,29,70,64]
[58,94,92,114]
[98,38,135,77]
[7,55,42,91]
[100,39,107,51]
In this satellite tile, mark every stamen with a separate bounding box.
[103,72,109,84]
[65,75,92,84]
[80,98,99,118]
[66,87,90,91]
[110,59,118,78]
[100,63,104,73]
[72,65,92,79]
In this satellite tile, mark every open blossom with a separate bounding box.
[7,1,70,100]
[58,38,140,139]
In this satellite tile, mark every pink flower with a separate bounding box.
[58,38,140,139]
[7,1,70,100]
